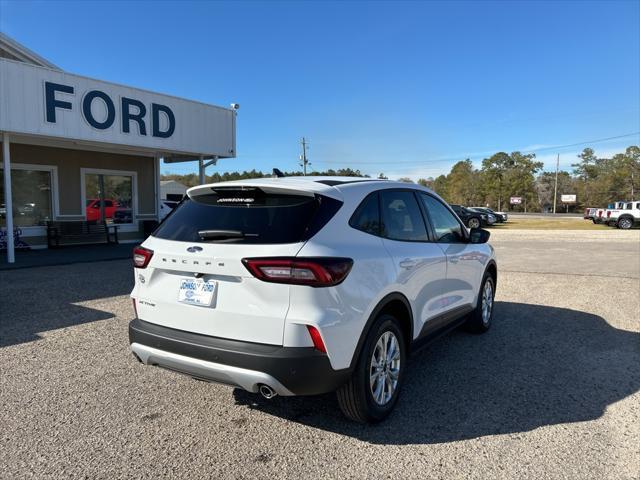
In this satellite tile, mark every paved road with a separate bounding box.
[1,233,638,479]
[490,229,640,279]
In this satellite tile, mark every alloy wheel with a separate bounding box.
[619,218,632,229]
[482,280,494,325]
[369,331,401,406]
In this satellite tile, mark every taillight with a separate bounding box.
[241,257,353,287]
[607,211,611,218]
[306,325,327,353]
[133,246,153,268]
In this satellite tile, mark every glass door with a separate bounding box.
[85,173,133,224]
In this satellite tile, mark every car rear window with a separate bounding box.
[153,187,342,244]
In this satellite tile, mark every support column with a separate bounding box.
[198,155,205,185]
[155,154,162,222]
[2,133,14,263]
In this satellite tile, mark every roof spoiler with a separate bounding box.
[186,179,344,201]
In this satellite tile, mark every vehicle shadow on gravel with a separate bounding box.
[0,261,132,347]
[233,302,640,444]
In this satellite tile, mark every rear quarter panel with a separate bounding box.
[289,215,397,370]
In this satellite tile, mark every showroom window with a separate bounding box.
[83,171,135,224]
[0,167,54,227]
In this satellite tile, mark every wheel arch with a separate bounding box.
[485,259,498,287]
[348,292,414,370]
[617,214,634,223]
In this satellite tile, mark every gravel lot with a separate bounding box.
[1,231,639,479]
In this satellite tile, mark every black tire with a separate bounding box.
[465,273,495,333]
[468,217,481,229]
[337,314,406,423]
[617,216,634,230]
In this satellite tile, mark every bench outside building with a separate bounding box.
[47,220,119,248]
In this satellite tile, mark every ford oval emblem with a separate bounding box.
[186,246,203,253]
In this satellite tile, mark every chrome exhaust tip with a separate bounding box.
[258,384,277,399]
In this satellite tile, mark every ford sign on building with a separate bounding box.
[0,33,236,263]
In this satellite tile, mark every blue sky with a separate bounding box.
[1,0,639,179]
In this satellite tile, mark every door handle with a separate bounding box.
[399,258,418,269]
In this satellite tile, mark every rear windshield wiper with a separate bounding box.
[198,229,245,240]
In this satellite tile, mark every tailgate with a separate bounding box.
[130,184,343,346]
[132,237,304,345]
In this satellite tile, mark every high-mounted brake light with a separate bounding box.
[241,257,353,287]
[306,325,327,353]
[133,246,154,268]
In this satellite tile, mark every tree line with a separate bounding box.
[161,146,639,212]
[413,146,638,212]
[161,168,368,188]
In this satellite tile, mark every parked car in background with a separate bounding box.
[470,207,506,223]
[450,204,492,228]
[159,200,179,221]
[593,201,626,224]
[605,201,640,229]
[129,177,497,423]
[593,207,608,224]
[584,207,597,221]
[85,199,119,221]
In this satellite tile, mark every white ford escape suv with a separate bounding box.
[129,177,497,422]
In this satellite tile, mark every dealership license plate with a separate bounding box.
[178,278,217,306]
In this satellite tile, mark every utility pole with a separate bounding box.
[299,137,310,176]
[553,153,559,214]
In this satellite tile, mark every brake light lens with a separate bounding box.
[607,211,611,218]
[306,325,327,353]
[241,257,353,287]
[133,246,154,268]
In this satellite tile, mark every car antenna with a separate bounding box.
[272,168,285,178]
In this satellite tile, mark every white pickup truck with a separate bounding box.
[589,202,622,224]
[605,201,640,229]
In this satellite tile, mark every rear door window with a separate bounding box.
[379,190,428,241]
[153,187,341,244]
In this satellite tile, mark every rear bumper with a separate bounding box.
[128,319,351,396]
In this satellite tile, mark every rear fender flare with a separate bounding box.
[348,292,414,370]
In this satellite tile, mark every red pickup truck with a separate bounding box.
[85,199,119,221]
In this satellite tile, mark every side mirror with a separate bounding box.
[469,227,490,244]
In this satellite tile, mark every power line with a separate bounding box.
[315,131,640,167]
[520,132,640,154]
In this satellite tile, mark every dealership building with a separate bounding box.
[0,33,236,263]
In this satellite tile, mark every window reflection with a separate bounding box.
[0,169,52,227]
[85,173,133,223]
